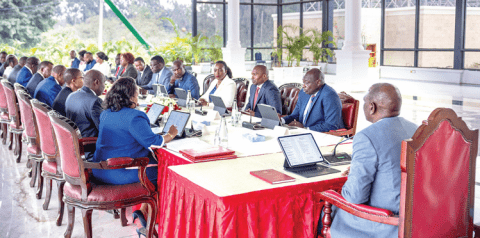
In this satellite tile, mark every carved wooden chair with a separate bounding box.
[233,77,249,109]
[48,111,158,238]
[279,83,302,116]
[202,74,215,96]
[317,108,479,237]
[1,79,23,162]
[324,97,359,138]
[0,80,10,146]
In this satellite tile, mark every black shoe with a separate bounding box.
[106,209,120,219]
[132,210,147,228]
[136,227,147,238]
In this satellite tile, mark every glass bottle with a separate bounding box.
[231,99,238,126]
[214,115,228,148]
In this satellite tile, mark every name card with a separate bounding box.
[273,126,290,136]
[206,110,221,121]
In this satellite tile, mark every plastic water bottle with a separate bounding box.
[231,99,239,126]
[214,116,228,148]
[186,90,195,113]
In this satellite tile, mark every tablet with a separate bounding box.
[162,110,191,137]
[210,95,229,115]
[175,88,187,99]
[277,133,324,167]
[146,103,165,126]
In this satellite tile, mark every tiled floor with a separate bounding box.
[1,69,479,237]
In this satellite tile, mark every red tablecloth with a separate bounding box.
[158,165,347,238]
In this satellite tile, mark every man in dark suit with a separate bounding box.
[34,65,66,106]
[0,51,7,77]
[70,50,80,69]
[244,65,282,117]
[16,57,40,87]
[26,61,53,96]
[53,68,83,117]
[8,56,27,84]
[83,52,96,71]
[142,55,173,95]
[321,84,417,238]
[134,57,153,86]
[168,60,200,99]
[112,53,121,77]
[282,68,344,132]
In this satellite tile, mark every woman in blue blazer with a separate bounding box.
[93,77,177,235]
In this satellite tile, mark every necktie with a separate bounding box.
[303,95,315,125]
[253,87,260,109]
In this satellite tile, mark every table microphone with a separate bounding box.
[323,137,353,164]
[193,98,207,115]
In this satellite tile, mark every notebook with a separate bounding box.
[250,169,296,184]
[278,133,340,178]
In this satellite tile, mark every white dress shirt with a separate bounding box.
[91,61,111,77]
[200,77,237,108]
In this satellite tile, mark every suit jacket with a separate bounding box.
[26,73,44,96]
[16,66,33,87]
[71,58,80,69]
[330,117,417,238]
[117,64,137,80]
[167,71,200,99]
[142,67,173,94]
[0,63,5,77]
[84,59,96,71]
[92,107,163,185]
[52,87,73,117]
[65,86,103,138]
[283,84,344,132]
[244,80,282,118]
[200,77,236,108]
[136,65,153,86]
[34,76,61,107]
[7,65,22,85]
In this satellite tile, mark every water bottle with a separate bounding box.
[186,90,195,113]
[214,115,228,148]
[231,99,238,126]
[164,101,173,121]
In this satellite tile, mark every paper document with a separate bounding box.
[165,138,212,153]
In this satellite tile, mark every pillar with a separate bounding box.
[222,0,247,77]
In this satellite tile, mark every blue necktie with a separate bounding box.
[303,95,315,125]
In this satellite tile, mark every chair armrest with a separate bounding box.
[79,137,97,145]
[83,157,149,170]
[318,190,399,226]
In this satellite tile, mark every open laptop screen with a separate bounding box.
[162,110,190,137]
[278,133,324,167]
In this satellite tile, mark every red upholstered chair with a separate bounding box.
[1,79,23,162]
[233,78,249,109]
[17,91,43,188]
[324,97,359,138]
[317,108,479,238]
[279,83,302,116]
[0,81,10,145]
[48,111,158,238]
[202,74,215,96]
[30,99,66,226]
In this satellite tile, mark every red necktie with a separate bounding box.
[253,87,260,109]
[115,66,120,77]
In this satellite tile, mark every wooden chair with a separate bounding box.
[324,97,359,138]
[279,83,302,116]
[1,79,23,162]
[48,111,158,238]
[202,74,215,96]
[0,80,10,145]
[233,77,249,109]
[317,108,479,237]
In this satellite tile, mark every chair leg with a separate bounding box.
[64,205,75,238]
[30,160,37,187]
[322,201,333,238]
[56,181,65,226]
[43,177,52,210]
[81,209,93,238]
[26,158,32,168]
[8,132,13,150]
[36,162,44,199]
[14,133,22,163]
[1,124,6,145]
[146,200,158,238]
[120,207,127,227]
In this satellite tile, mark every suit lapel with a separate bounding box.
[254,82,267,109]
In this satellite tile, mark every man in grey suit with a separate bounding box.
[141,55,172,95]
[324,83,417,238]
[134,57,153,86]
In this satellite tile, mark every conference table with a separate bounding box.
[145,105,352,238]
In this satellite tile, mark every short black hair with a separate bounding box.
[78,50,87,57]
[64,68,81,85]
[85,52,93,56]
[0,51,7,55]
[134,57,144,64]
[96,51,109,61]
[150,55,165,64]
[19,57,28,64]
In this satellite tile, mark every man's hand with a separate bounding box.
[288,119,304,128]
[245,109,255,116]
[341,166,350,177]
[198,98,208,106]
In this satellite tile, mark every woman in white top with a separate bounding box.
[3,55,16,78]
[199,61,236,108]
[92,51,112,77]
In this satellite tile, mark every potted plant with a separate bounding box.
[306,28,336,73]
[204,35,223,73]
[187,33,208,74]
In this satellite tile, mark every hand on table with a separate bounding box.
[341,166,350,177]
[288,119,304,128]
[245,109,255,116]
[198,98,208,106]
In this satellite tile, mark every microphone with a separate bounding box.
[323,137,353,164]
[194,98,207,115]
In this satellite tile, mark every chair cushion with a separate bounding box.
[42,160,57,174]
[64,182,150,203]
[280,86,300,116]
[27,144,41,156]
[9,122,22,130]
[342,103,355,129]
[236,81,248,108]
[1,113,8,121]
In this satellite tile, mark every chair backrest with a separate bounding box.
[341,98,360,136]
[279,83,302,116]
[14,83,27,94]
[1,79,21,127]
[202,74,215,95]
[255,52,262,61]
[48,110,90,199]
[17,91,38,141]
[0,80,8,111]
[31,99,58,158]
[399,108,478,237]
[233,78,249,108]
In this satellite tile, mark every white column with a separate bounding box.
[98,0,104,50]
[334,0,371,89]
[222,0,247,77]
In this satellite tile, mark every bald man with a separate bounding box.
[34,65,66,106]
[244,65,282,117]
[26,61,53,96]
[321,83,418,238]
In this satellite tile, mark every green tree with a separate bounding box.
[0,0,56,47]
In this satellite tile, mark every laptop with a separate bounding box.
[153,84,168,96]
[161,110,191,138]
[257,104,296,130]
[147,103,165,128]
[278,133,340,178]
[210,95,230,116]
